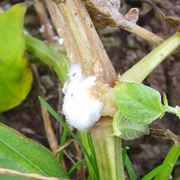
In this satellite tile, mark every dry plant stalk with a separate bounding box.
[85,0,138,29]
[143,0,180,30]
[45,0,117,86]
[41,105,59,155]
[149,128,180,144]
[31,65,58,155]
[0,168,60,180]
[85,0,163,45]
[34,0,55,41]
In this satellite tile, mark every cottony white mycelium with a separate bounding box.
[62,64,117,130]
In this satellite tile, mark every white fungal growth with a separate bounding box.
[62,64,103,130]
[58,37,64,45]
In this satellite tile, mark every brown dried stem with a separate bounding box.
[0,168,60,180]
[40,105,59,155]
[45,0,117,86]
[130,25,163,45]
[34,0,55,42]
[149,128,180,145]
[31,65,58,155]
[84,0,164,45]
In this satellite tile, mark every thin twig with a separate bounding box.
[64,150,76,164]
[0,168,60,180]
[84,0,164,45]
[149,128,180,145]
[34,0,55,42]
[41,105,59,155]
[31,64,59,155]
[130,25,164,45]
[56,139,83,167]
[57,139,76,153]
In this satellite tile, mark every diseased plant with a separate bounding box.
[0,1,180,180]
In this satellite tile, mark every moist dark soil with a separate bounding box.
[0,0,180,179]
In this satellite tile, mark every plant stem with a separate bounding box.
[120,32,180,83]
[34,0,55,42]
[154,143,180,180]
[90,117,124,180]
[44,0,117,86]
[128,25,164,45]
[166,106,177,115]
[25,35,69,84]
[44,1,124,179]
[165,105,180,119]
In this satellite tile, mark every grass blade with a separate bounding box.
[38,96,99,180]
[154,143,180,180]
[142,164,169,180]
[122,147,136,180]
[58,128,68,163]
[79,131,100,180]
[68,160,83,176]
[38,96,78,141]
[124,154,136,180]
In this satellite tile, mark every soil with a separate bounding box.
[0,0,179,179]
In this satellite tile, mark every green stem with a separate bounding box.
[79,131,100,180]
[165,106,180,119]
[90,117,124,180]
[154,143,180,180]
[166,106,177,115]
[120,32,180,83]
[25,35,69,84]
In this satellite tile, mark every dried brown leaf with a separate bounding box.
[85,0,139,29]
[143,0,180,30]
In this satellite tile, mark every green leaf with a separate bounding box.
[122,147,136,180]
[0,4,33,112]
[0,123,67,179]
[115,82,165,124]
[143,143,180,180]
[124,154,136,180]
[142,164,169,180]
[58,128,68,162]
[113,111,149,140]
[68,160,83,176]
[25,35,69,85]
[154,143,180,180]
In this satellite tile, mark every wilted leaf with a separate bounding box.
[0,4,33,112]
[85,0,138,29]
[115,82,165,124]
[0,123,67,179]
[113,111,149,140]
